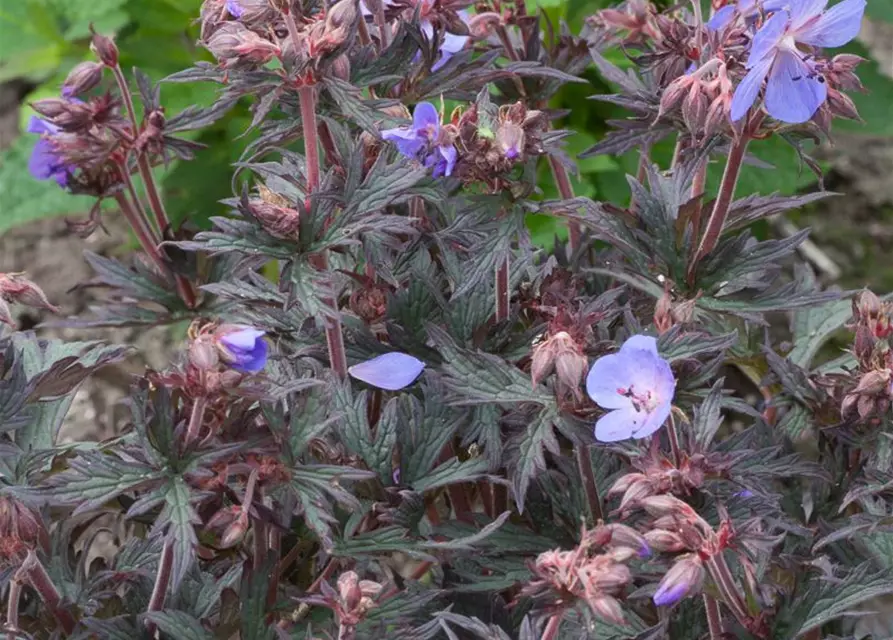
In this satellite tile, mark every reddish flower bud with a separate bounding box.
[644,529,687,553]
[659,75,693,118]
[62,62,104,98]
[495,121,525,161]
[189,335,221,371]
[619,478,655,510]
[682,83,708,135]
[220,513,249,548]
[653,555,704,606]
[588,594,626,624]
[331,54,351,81]
[854,369,891,395]
[205,22,281,66]
[248,200,301,238]
[0,273,59,315]
[639,494,697,520]
[604,523,651,558]
[468,11,502,38]
[90,28,120,67]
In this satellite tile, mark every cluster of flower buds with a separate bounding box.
[245,185,301,238]
[608,445,725,511]
[519,523,647,623]
[840,291,893,421]
[301,571,383,633]
[653,287,698,334]
[530,330,588,395]
[453,101,547,187]
[0,272,58,327]
[0,496,48,567]
[200,0,357,73]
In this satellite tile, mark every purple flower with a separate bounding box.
[381,102,457,177]
[348,352,426,390]
[421,10,471,71]
[26,117,71,188]
[653,555,705,606]
[585,335,675,443]
[730,0,866,123]
[225,0,244,18]
[216,326,268,373]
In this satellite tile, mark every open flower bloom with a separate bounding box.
[585,335,675,442]
[381,102,457,177]
[27,117,71,188]
[730,0,866,123]
[216,326,268,373]
[348,352,426,390]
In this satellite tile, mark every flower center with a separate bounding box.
[617,385,658,413]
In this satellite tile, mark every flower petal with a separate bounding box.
[594,409,636,442]
[618,334,659,356]
[349,352,426,390]
[26,116,58,136]
[730,54,774,121]
[631,401,671,439]
[745,10,789,67]
[225,0,244,18]
[653,581,689,607]
[381,127,426,158]
[706,5,736,30]
[220,327,266,350]
[586,353,636,410]
[28,139,64,182]
[765,49,827,123]
[795,0,865,47]
[789,0,829,30]
[232,339,268,373]
[412,102,440,131]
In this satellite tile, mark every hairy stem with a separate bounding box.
[298,84,349,378]
[495,256,510,322]
[704,594,724,639]
[706,555,750,628]
[373,2,390,51]
[541,613,564,640]
[576,444,603,523]
[547,155,581,253]
[185,396,207,444]
[113,193,170,277]
[6,578,21,640]
[148,538,174,612]
[689,157,709,245]
[667,412,682,468]
[16,552,76,634]
[689,134,750,276]
[112,64,198,308]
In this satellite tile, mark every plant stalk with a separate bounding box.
[147,538,174,624]
[298,84,349,378]
[185,396,208,444]
[689,157,709,244]
[541,613,564,640]
[689,134,750,275]
[15,552,76,634]
[575,444,603,523]
[704,594,723,639]
[547,155,581,253]
[667,412,682,468]
[705,554,750,628]
[112,194,170,278]
[6,578,21,640]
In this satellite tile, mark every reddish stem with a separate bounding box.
[547,155,581,253]
[689,157,709,245]
[146,538,174,630]
[689,133,750,277]
[575,444,603,523]
[16,552,76,634]
[113,193,170,275]
[704,594,724,639]
[185,396,207,444]
[298,84,349,378]
[541,613,564,640]
[6,578,21,640]
[667,412,682,468]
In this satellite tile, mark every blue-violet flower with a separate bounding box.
[381,102,457,177]
[585,335,675,442]
[216,326,268,373]
[730,0,866,123]
[27,117,71,188]
[653,555,705,606]
[348,352,426,390]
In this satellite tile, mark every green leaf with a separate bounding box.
[159,476,201,592]
[143,611,213,640]
[510,406,560,512]
[240,556,276,640]
[410,457,490,493]
[788,296,851,369]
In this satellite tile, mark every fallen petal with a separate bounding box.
[348,352,426,390]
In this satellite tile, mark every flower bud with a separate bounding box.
[854,369,891,395]
[682,83,708,135]
[248,200,301,238]
[214,325,268,374]
[588,594,625,624]
[652,555,704,606]
[62,62,104,98]
[658,75,693,118]
[30,98,70,119]
[205,22,281,66]
[639,494,697,519]
[495,121,525,161]
[553,332,587,390]
[619,478,654,510]
[468,12,501,38]
[604,524,651,558]
[530,336,556,388]
[0,273,59,315]
[189,335,221,371]
[331,54,351,81]
[338,571,363,611]
[220,513,249,548]
[90,28,119,67]
[644,529,687,553]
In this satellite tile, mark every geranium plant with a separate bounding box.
[3,0,891,638]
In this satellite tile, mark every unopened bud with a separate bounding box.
[619,478,655,511]
[589,595,625,624]
[604,524,651,558]
[652,555,704,606]
[854,369,891,395]
[90,28,119,67]
[0,273,59,314]
[62,62,104,98]
[855,290,882,319]
[220,513,249,548]
[248,200,301,238]
[827,88,860,121]
[331,54,351,81]
[468,11,501,38]
[189,336,221,371]
[658,75,692,118]
[205,22,281,66]
[682,83,708,135]
[858,394,876,419]
[644,529,687,553]
[553,333,587,390]
[607,472,646,496]
[495,121,525,161]
[655,290,673,334]
[338,571,363,611]
[639,494,697,519]
[30,98,70,119]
